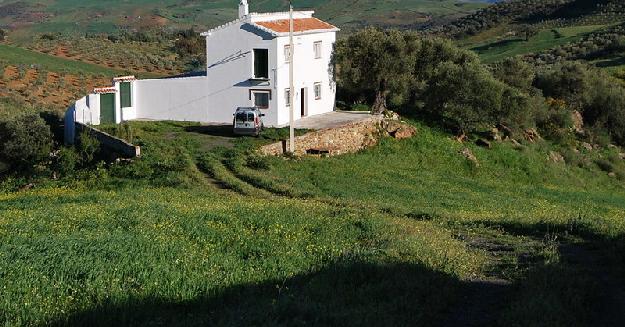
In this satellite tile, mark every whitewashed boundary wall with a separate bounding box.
[134,76,229,123]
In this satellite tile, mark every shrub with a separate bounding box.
[77,131,100,165]
[53,147,79,176]
[246,155,271,170]
[423,60,506,134]
[535,62,625,146]
[491,57,536,93]
[499,88,546,132]
[560,147,583,167]
[535,98,573,142]
[0,113,53,170]
[594,159,614,173]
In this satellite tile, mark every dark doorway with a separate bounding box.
[253,49,269,79]
[300,88,306,117]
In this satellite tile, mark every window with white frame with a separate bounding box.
[250,90,271,109]
[314,82,322,100]
[285,88,291,107]
[284,45,292,63]
[313,41,322,59]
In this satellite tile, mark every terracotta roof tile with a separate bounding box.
[256,17,336,33]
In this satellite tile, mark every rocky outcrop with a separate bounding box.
[548,151,565,163]
[460,148,479,166]
[259,115,416,157]
[381,120,417,140]
[571,111,584,134]
[523,128,541,143]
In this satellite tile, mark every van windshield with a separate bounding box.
[236,111,255,123]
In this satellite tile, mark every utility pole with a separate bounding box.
[288,1,295,154]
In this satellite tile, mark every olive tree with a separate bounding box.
[491,57,536,93]
[333,27,419,113]
[424,61,506,135]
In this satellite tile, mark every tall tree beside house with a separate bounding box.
[333,28,419,114]
[334,30,539,135]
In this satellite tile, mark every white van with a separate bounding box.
[233,107,265,136]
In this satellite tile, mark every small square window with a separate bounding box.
[252,91,270,109]
[313,41,322,59]
[284,45,292,63]
[314,83,322,100]
[285,88,291,107]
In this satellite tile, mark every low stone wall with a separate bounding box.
[76,123,141,158]
[259,116,416,156]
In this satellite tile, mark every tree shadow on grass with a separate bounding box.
[595,56,625,69]
[44,220,625,327]
[185,124,237,138]
[465,219,625,326]
[47,260,470,327]
[470,39,524,53]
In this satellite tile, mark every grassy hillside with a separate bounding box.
[0,0,489,39]
[468,24,608,63]
[1,120,624,325]
[437,0,625,74]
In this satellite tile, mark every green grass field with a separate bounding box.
[1,120,624,325]
[468,25,609,63]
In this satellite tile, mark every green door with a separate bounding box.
[120,82,131,108]
[100,93,115,124]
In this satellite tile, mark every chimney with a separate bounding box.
[239,0,249,18]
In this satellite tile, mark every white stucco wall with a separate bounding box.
[71,94,101,125]
[134,76,213,122]
[65,94,100,144]
[205,20,279,125]
[275,31,336,126]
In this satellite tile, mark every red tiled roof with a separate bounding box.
[256,17,336,33]
[93,87,116,94]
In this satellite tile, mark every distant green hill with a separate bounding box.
[0,0,489,39]
[435,0,625,73]
[432,0,625,39]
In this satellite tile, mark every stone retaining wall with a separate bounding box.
[259,116,416,156]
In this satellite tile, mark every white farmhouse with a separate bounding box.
[66,0,338,141]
